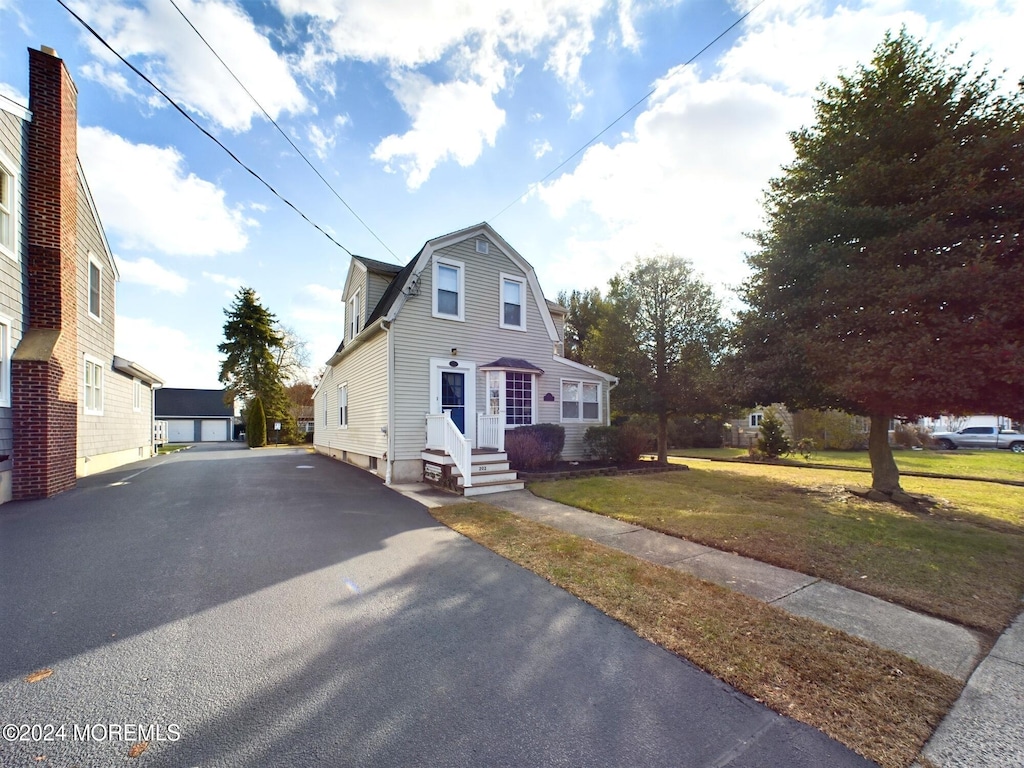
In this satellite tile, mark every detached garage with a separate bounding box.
[156,389,235,443]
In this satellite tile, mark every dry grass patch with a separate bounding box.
[432,502,961,768]
[531,465,1024,634]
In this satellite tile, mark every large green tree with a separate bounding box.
[596,255,726,463]
[218,287,289,420]
[557,288,608,365]
[734,30,1024,496]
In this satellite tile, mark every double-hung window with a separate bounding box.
[561,380,600,421]
[433,257,464,321]
[88,254,102,321]
[348,291,360,341]
[338,383,348,428]
[132,378,142,412]
[500,273,526,331]
[0,157,15,261]
[749,412,763,428]
[84,356,104,415]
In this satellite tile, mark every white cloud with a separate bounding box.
[287,284,345,369]
[0,81,27,106]
[78,126,253,256]
[72,0,308,132]
[532,139,553,159]
[372,73,506,189]
[276,0,642,185]
[115,256,189,294]
[116,316,222,389]
[79,62,138,99]
[203,272,246,298]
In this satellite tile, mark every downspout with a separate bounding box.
[383,318,394,485]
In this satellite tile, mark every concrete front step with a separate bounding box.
[463,480,526,496]
[453,462,511,476]
[456,469,518,487]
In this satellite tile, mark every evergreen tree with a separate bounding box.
[757,409,791,459]
[218,287,288,419]
[247,396,267,448]
[733,30,1024,495]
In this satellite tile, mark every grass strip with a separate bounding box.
[432,502,961,768]
[531,467,1024,634]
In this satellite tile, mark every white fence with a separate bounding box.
[476,413,505,451]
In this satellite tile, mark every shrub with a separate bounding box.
[617,423,650,463]
[505,430,547,471]
[893,422,932,449]
[583,426,619,462]
[792,409,869,450]
[247,396,267,448]
[757,408,791,458]
[511,424,565,466]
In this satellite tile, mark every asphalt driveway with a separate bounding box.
[0,445,873,767]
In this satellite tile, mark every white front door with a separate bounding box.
[429,357,476,447]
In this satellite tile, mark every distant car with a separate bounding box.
[931,426,1024,453]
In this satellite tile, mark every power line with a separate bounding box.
[164,0,399,263]
[53,0,355,257]
[491,0,766,222]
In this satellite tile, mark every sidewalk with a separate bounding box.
[392,482,1024,766]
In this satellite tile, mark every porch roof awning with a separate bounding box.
[480,357,545,374]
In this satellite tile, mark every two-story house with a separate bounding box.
[0,45,161,503]
[313,223,617,495]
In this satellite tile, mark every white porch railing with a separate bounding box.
[425,412,473,488]
[477,413,505,451]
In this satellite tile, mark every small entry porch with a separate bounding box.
[422,412,524,496]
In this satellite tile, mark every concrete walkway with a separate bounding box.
[392,482,1024,767]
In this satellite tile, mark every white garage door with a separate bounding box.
[167,420,195,442]
[200,419,229,441]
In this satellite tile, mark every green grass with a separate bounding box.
[666,447,1024,483]
[531,462,1024,634]
[433,502,961,768]
[156,443,190,454]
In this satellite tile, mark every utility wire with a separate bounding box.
[164,0,399,263]
[491,0,766,222]
[54,0,355,257]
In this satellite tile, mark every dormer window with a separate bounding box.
[432,257,464,321]
[348,290,360,340]
[500,273,526,331]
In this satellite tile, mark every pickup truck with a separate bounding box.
[931,426,1024,453]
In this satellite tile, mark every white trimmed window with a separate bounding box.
[0,316,11,407]
[475,239,489,254]
[486,370,535,427]
[84,355,104,415]
[338,383,348,428]
[500,273,526,331]
[432,257,464,321]
[322,390,328,425]
[88,254,102,321]
[561,379,600,422]
[749,412,763,428]
[132,378,142,412]
[0,156,16,261]
[347,290,360,341]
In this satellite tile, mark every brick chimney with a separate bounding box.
[12,47,80,499]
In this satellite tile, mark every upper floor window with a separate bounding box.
[0,316,11,408]
[433,257,464,321]
[500,274,526,331]
[88,254,102,321]
[133,378,142,412]
[84,355,104,415]
[749,412,763,428]
[476,239,489,254]
[0,157,16,261]
[338,383,348,427]
[561,380,600,422]
[348,290,361,341]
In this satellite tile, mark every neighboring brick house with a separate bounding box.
[0,46,161,504]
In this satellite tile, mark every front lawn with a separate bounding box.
[530,463,1024,634]
[432,502,960,768]
[666,447,1023,483]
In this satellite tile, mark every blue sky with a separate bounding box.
[1,0,1020,387]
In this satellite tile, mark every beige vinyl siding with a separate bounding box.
[314,329,388,460]
[75,171,152,463]
[0,109,27,477]
[392,236,608,461]
[365,271,393,319]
